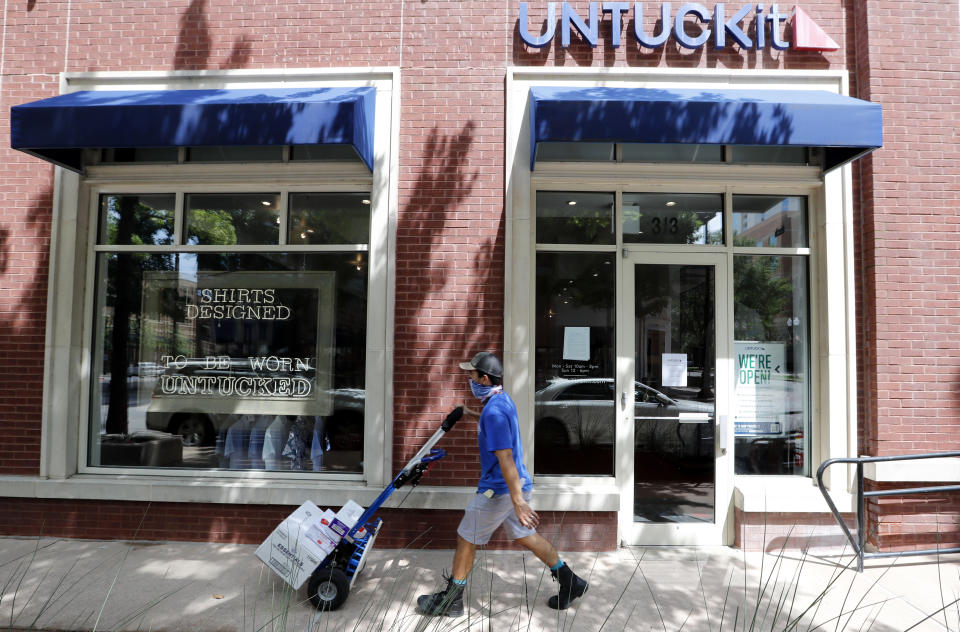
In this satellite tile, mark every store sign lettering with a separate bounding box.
[157,355,314,398]
[186,287,292,321]
[518,2,839,51]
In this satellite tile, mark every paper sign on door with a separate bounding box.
[661,353,687,387]
[562,327,590,361]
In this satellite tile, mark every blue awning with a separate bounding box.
[10,87,376,172]
[529,87,882,172]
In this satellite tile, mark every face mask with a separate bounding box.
[469,379,493,401]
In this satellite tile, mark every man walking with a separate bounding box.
[416,351,588,617]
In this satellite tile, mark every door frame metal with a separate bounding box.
[617,250,733,546]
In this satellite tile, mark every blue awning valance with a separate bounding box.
[11,87,376,172]
[529,87,882,172]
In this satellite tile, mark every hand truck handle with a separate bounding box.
[441,407,463,432]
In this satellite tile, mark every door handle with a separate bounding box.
[621,392,627,410]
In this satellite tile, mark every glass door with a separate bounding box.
[618,252,731,545]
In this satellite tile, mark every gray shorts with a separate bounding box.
[457,490,536,545]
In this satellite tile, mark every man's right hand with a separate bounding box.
[456,402,481,417]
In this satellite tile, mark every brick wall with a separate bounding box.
[853,0,960,549]
[735,509,857,553]
[0,72,57,476]
[866,482,960,552]
[0,498,616,552]
[855,0,960,457]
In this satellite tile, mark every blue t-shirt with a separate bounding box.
[477,391,533,495]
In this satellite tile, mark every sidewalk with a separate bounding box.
[1,536,958,631]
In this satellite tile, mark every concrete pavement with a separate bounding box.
[1,536,959,631]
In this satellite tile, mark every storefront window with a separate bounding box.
[621,143,723,163]
[288,193,371,245]
[731,146,810,165]
[623,193,723,245]
[186,146,284,162]
[535,142,615,162]
[536,191,615,245]
[733,255,810,475]
[90,193,368,473]
[185,193,281,246]
[733,195,807,248]
[533,187,812,479]
[99,194,176,246]
[101,148,180,163]
[534,251,616,475]
[289,145,363,161]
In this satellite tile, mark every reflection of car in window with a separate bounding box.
[534,378,714,457]
[734,413,805,475]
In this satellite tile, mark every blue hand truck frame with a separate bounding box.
[306,406,463,610]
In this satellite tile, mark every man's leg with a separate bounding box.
[515,533,559,567]
[451,534,476,580]
[515,533,587,610]
[416,536,476,617]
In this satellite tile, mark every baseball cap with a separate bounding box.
[459,351,503,378]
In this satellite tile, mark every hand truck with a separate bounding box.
[306,406,463,610]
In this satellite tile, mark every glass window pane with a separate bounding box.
[185,193,280,245]
[534,252,616,476]
[98,194,176,246]
[536,191,615,245]
[288,193,370,245]
[623,193,723,245]
[621,144,723,163]
[733,195,807,248]
[733,255,810,476]
[186,146,283,162]
[101,148,179,163]
[732,146,809,164]
[89,251,367,472]
[535,142,615,162]
[290,145,362,162]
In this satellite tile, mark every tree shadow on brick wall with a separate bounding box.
[0,187,54,475]
[393,122,502,477]
[173,0,252,70]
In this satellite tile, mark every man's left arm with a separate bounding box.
[494,448,539,530]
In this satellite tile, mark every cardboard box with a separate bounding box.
[255,500,368,589]
[329,499,364,538]
[304,509,339,555]
[255,501,333,589]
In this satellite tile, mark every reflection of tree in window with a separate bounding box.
[674,268,714,399]
[187,208,238,245]
[104,196,178,435]
[102,195,173,245]
[734,254,792,341]
[185,194,279,245]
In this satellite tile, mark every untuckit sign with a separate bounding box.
[518,2,839,51]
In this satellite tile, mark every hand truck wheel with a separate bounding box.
[307,567,351,611]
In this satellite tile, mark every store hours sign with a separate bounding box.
[733,341,786,436]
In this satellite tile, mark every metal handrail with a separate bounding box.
[816,451,960,572]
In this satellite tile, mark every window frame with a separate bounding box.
[531,181,819,478]
[82,179,373,479]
